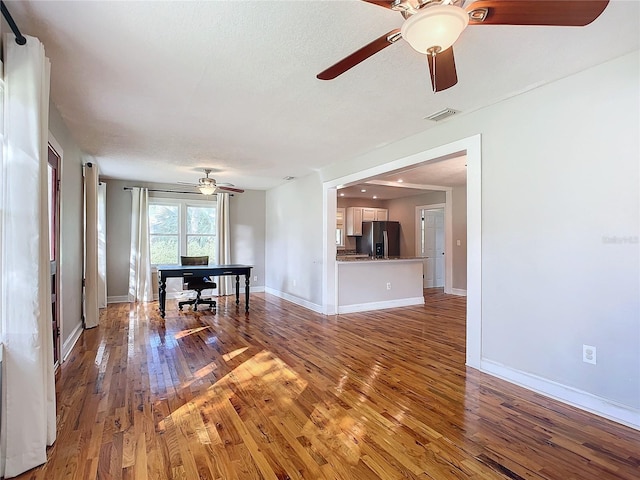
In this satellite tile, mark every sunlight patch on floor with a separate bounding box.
[222,346,248,362]
[174,325,212,340]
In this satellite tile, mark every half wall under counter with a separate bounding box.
[336,258,424,314]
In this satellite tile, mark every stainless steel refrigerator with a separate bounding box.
[357,221,401,258]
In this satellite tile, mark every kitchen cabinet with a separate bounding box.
[363,207,388,221]
[375,208,388,221]
[346,207,363,236]
[362,208,376,222]
[346,207,388,235]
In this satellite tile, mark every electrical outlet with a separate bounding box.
[386,282,391,290]
[583,345,597,365]
[253,275,257,282]
[293,279,297,287]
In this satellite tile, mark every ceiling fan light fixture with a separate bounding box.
[401,5,469,54]
[198,184,216,195]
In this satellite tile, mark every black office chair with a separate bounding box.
[177,256,217,311]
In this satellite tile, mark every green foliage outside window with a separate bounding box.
[186,206,216,258]
[150,236,179,265]
[149,204,179,264]
[148,202,216,264]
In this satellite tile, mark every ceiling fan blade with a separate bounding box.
[177,181,198,186]
[217,186,245,194]
[466,0,609,26]
[361,0,395,9]
[426,47,458,92]
[317,29,401,80]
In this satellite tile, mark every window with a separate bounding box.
[186,205,216,257]
[149,199,216,265]
[336,208,345,247]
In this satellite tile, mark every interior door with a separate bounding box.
[420,208,445,288]
[48,145,61,365]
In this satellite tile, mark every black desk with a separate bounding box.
[157,264,253,317]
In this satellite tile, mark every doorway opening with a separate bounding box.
[47,143,61,366]
[322,134,481,368]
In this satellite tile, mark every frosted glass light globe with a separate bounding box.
[401,5,469,54]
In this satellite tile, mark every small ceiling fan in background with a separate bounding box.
[317,0,609,92]
[178,169,245,195]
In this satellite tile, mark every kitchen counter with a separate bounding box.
[336,256,421,263]
[335,257,424,314]
[336,254,370,260]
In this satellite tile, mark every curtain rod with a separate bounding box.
[123,186,229,196]
[1,1,27,45]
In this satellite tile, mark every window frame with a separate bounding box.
[148,197,217,267]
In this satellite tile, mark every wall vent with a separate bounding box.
[425,108,460,122]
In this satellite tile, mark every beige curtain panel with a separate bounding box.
[0,33,57,478]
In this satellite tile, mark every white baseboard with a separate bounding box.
[107,295,129,304]
[451,288,467,296]
[337,296,425,314]
[264,287,324,314]
[481,359,640,430]
[62,322,84,362]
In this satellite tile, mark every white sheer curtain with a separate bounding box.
[0,34,56,478]
[216,192,233,294]
[128,187,153,302]
[97,182,107,308]
[83,162,100,328]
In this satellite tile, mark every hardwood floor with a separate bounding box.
[14,289,640,479]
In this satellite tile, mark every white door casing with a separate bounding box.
[323,134,482,369]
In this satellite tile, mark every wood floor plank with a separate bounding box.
[12,290,640,480]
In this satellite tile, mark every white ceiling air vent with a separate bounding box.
[425,108,460,122]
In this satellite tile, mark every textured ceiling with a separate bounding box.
[4,0,639,192]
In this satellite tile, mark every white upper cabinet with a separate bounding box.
[375,208,388,221]
[345,207,388,236]
[346,207,364,236]
[362,208,376,222]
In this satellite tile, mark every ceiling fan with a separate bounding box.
[317,0,609,92]
[178,169,245,195]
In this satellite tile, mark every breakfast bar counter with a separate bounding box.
[336,256,422,263]
[335,257,424,314]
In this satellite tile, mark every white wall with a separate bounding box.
[337,260,424,313]
[265,172,324,311]
[387,190,446,256]
[48,104,85,358]
[230,189,266,288]
[479,53,639,411]
[315,52,639,421]
[104,179,266,300]
[365,189,467,291]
